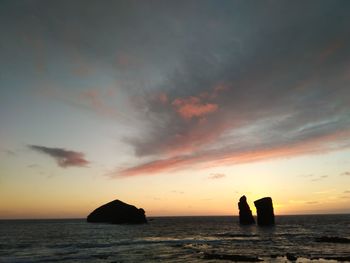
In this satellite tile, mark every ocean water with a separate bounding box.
[0,215,349,262]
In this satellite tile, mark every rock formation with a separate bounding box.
[254,197,275,226]
[87,199,147,224]
[238,195,255,225]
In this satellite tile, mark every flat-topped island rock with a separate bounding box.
[87,199,147,224]
[254,197,275,226]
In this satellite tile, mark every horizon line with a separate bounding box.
[1,212,349,220]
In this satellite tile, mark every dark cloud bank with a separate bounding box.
[6,1,349,175]
[116,1,350,176]
[28,145,89,168]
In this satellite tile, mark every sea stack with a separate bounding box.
[254,197,275,226]
[238,195,255,225]
[87,199,147,224]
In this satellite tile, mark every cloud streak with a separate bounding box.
[28,145,89,168]
[117,128,350,177]
[208,173,226,179]
[311,175,328,182]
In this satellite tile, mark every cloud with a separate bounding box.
[341,171,350,176]
[172,96,218,120]
[311,175,328,182]
[208,173,226,179]
[171,190,184,194]
[28,145,89,168]
[117,129,350,176]
[344,190,350,194]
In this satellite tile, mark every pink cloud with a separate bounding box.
[170,84,228,120]
[162,121,229,156]
[116,129,350,177]
[172,96,218,120]
[117,155,200,177]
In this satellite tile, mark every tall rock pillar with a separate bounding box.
[254,197,275,226]
[238,195,255,225]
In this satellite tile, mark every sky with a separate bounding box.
[1,0,350,219]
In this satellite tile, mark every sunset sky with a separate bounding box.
[1,0,350,219]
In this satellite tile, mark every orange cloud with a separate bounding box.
[170,83,228,120]
[206,129,350,168]
[117,129,350,177]
[117,155,202,177]
[172,96,218,120]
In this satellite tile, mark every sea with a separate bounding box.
[0,215,349,262]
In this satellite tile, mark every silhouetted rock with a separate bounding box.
[87,199,147,224]
[315,236,350,243]
[286,253,298,261]
[238,195,255,225]
[254,197,275,226]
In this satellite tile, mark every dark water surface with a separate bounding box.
[1,215,349,262]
